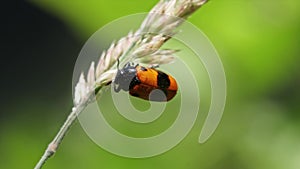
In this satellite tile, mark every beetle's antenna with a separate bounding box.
[117,59,120,70]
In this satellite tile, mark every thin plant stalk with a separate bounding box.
[34,91,94,169]
[34,0,209,168]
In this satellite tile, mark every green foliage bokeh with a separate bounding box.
[2,0,300,169]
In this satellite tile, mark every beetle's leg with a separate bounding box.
[114,84,121,92]
[124,62,131,68]
[149,64,159,69]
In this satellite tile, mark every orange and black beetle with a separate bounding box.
[114,63,178,101]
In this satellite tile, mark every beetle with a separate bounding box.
[113,62,178,101]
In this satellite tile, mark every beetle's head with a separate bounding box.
[114,62,137,92]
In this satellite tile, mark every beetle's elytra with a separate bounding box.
[114,63,178,101]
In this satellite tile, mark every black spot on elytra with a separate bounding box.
[130,92,140,97]
[157,71,170,89]
[129,76,141,90]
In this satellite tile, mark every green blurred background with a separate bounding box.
[2,0,300,168]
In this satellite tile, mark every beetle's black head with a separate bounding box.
[114,63,138,92]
